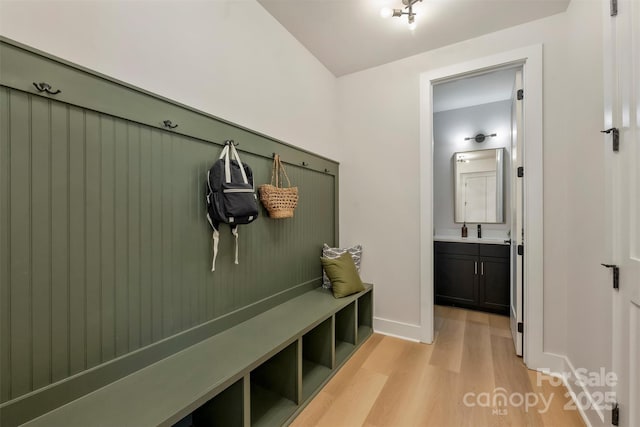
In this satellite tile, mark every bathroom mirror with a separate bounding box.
[454,148,504,223]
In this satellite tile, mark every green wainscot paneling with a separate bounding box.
[0,37,339,426]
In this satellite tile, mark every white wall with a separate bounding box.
[337,0,607,385]
[0,0,339,160]
[433,100,512,236]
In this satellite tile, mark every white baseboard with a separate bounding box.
[373,317,421,342]
[537,354,607,427]
[528,350,566,374]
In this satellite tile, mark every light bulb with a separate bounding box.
[407,14,417,30]
[380,7,393,18]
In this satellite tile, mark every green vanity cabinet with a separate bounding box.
[435,241,510,315]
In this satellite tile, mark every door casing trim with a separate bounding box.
[419,44,561,372]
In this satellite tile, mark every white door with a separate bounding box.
[464,174,488,222]
[604,0,640,425]
[463,172,496,223]
[510,70,524,356]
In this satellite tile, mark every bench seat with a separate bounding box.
[23,284,373,427]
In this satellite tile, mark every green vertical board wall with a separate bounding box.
[0,38,338,414]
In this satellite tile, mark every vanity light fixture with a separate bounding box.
[464,133,497,143]
[380,0,423,29]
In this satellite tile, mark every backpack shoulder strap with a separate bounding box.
[231,225,239,265]
[211,221,220,272]
[219,144,232,184]
[229,143,249,185]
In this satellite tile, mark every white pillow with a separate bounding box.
[322,244,363,288]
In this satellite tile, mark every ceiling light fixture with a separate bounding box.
[380,0,423,29]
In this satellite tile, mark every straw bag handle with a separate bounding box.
[270,154,292,188]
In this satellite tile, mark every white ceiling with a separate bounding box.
[433,68,517,112]
[257,0,569,76]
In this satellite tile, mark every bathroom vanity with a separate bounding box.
[434,239,510,315]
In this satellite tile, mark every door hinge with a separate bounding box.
[517,322,524,333]
[517,89,524,100]
[517,245,524,256]
[610,0,618,16]
[601,128,619,152]
[612,402,619,426]
[517,167,524,177]
[601,264,620,289]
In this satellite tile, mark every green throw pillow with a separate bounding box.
[320,252,365,298]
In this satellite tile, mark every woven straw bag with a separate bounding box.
[259,154,299,219]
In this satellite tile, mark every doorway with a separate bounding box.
[419,46,558,371]
[431,67,522,353]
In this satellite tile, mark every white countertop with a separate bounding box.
[434,235,511,245]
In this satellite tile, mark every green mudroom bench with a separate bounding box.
[22,285,373,427]
[1,37,351,427]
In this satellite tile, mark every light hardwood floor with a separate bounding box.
[291,305,585,427]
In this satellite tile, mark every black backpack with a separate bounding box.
[206,140,259,271]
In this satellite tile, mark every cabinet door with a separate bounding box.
[479,256,510,314]
[434,253,478,307]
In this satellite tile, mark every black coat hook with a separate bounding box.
[302,161,309,167]
[162,120,178,129]
[33,82,61,95]
[601,128,619,152]
[225,140,239,147]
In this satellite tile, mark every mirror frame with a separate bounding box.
[453,147,505,224]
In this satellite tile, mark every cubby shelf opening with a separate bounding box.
[250,341,299,427]
[301,317,333,401]
[192,378,244,427]
[357,291,373,343]
[334,302,356,366]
